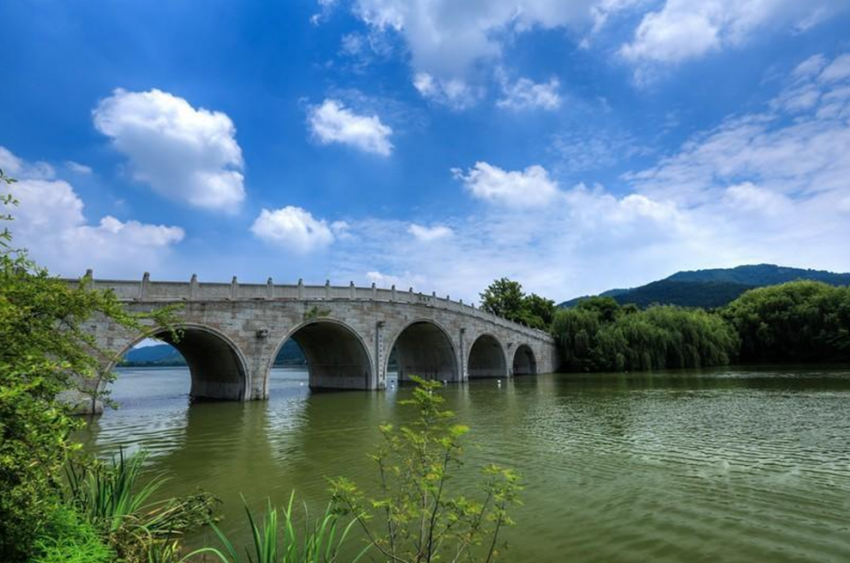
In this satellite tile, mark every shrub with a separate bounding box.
[32,506,114,563]
[330,377,522,563]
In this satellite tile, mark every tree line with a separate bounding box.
[480,278,850,372]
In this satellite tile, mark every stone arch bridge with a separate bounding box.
[73,273,558,412]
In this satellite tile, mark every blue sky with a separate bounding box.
[2,0,850,302]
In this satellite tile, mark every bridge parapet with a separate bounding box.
[66,271,562,414]
[67,272,553,343]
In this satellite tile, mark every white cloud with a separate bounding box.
[64,161,93,175]
[0,146,55,179]
[365,270,427,290]
[93,88,245,212]
[453,162,560,207]
[413,73,481,109]
[620,1,846,68]
[408,224,453,242]
[251,206,335,253]
[317,53,850,302]
[496,76,561,111]
[820,54,850,83]
[308,99,393,155]
[626,53,850,205]
[793,54,828,79]
[722,182,794,216]
[348,0,600,106]
[2,147,184,277]
[324,185,701,303]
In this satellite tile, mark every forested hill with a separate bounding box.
[561,264,850,309]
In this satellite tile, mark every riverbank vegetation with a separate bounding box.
[0,169,185,561]
[551,282,850,372]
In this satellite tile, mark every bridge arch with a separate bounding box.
[467,333,508,378]
[271,319,373,391]
[386,319,459,382]
[109,323,250,402]
[512,344,537,376]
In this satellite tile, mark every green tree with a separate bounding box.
[0,170,178,562]
[331,378,521,563]
[519,293,555,330]
[723,281,850,362]
[575,296,621,323]
[552,299,739,373]
[480,279,556,330]
[480,278,526,323]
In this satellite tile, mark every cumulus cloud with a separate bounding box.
[251,206,336,253]
[453,162,560,207]
[315,53,850,302]
[343,0,600,106]
[496,76,561,111]
[408,224,453,242]
[2,147,184,276]
[308,99,393,155]
[620,1,846,69]
[413,73,482,109]
[323,184,700,303]
[93,88,245,212]
[0,146,55,179]
[722,182,794,216]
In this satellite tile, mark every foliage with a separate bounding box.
[520,293,556,330]
[67,449,167,533]
[553,300,739,372]
[197,492,367,563]
[65,450,218,562]
[0,170,180,562]
[479,278,554,330]
[723,281,850,363]
[330,377,521,563]
[32,505,115,563]
[304,306,332,321]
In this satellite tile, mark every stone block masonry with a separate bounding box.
[71,273,559,413]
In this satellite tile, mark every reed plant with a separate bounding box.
[65,449,218,562]
[193,493,369,563]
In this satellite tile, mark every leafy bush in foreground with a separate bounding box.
[330,377,522,563]
[0,168,179,562]
[32,506,114,563]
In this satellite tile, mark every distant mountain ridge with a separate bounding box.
[122,340,307,367]
[560,264,850,309]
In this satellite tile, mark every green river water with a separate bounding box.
[78,367,850,563]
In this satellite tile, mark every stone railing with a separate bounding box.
[66,272,553,342]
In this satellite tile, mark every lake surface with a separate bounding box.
[78,367,850,563]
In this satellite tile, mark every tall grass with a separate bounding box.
[193,493,369,563]
[65,449,218,562]
[31,506,115,563]
[66,449,166,533]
